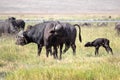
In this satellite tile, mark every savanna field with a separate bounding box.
[0,14,120,80]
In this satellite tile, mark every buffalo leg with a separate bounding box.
[59,44,63,60]
[49,48,53,56]
[63,43,70,54]
[53,46,58,59]
[46,47,51,58]
[95,46,99,55]
[63,41,70,53]
[38,44,43,56]
[71,44,76,55]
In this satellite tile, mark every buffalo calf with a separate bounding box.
[84,38,113,55]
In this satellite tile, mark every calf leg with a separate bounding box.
[103,40,113,55]
[108,47,113,55]
[103,45,113,55]
[95,46,100,55]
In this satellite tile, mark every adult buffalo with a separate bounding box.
[0,18,18,36]
[16,23,47,56]
[16,21,60,58]
[44,22,82,59]
[43,21,62,59]
[8,17,25,30]
[115,22,120,35]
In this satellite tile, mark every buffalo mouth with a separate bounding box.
[15,41,26,46]
[84,44,89,47]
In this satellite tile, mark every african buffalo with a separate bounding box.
[45,22,82,59]
[115,22,120,35]
[16,23,47,56]
[85,38,113,55]
[16,21,59,57]
[0,17,18,36]
[43,21,63,59]
[8,17,25,30]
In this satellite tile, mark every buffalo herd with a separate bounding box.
[15,21,82,59]
[1,17,119,59]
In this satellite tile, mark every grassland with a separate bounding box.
[0,14,120,80]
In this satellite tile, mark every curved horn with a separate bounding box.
[18,30,24,37]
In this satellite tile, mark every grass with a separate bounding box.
[0,15,120,80]
[0,13,120,21]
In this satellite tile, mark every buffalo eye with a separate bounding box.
[50,30,55,33]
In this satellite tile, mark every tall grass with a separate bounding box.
[0,19,120,80]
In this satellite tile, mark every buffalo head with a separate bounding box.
[15,30,28,46]
[84,42,92,47]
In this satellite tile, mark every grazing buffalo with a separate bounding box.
[115,23,120,35]
[46,22,82,59]
[84,38,113,55]
[16,22,47,56]
[0,18,18,36]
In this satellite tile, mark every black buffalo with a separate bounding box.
[16,23,47,56]
[8,17,25,30]
[43,21,62,59]
[84,38,113,55]
[44,22,82,59]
